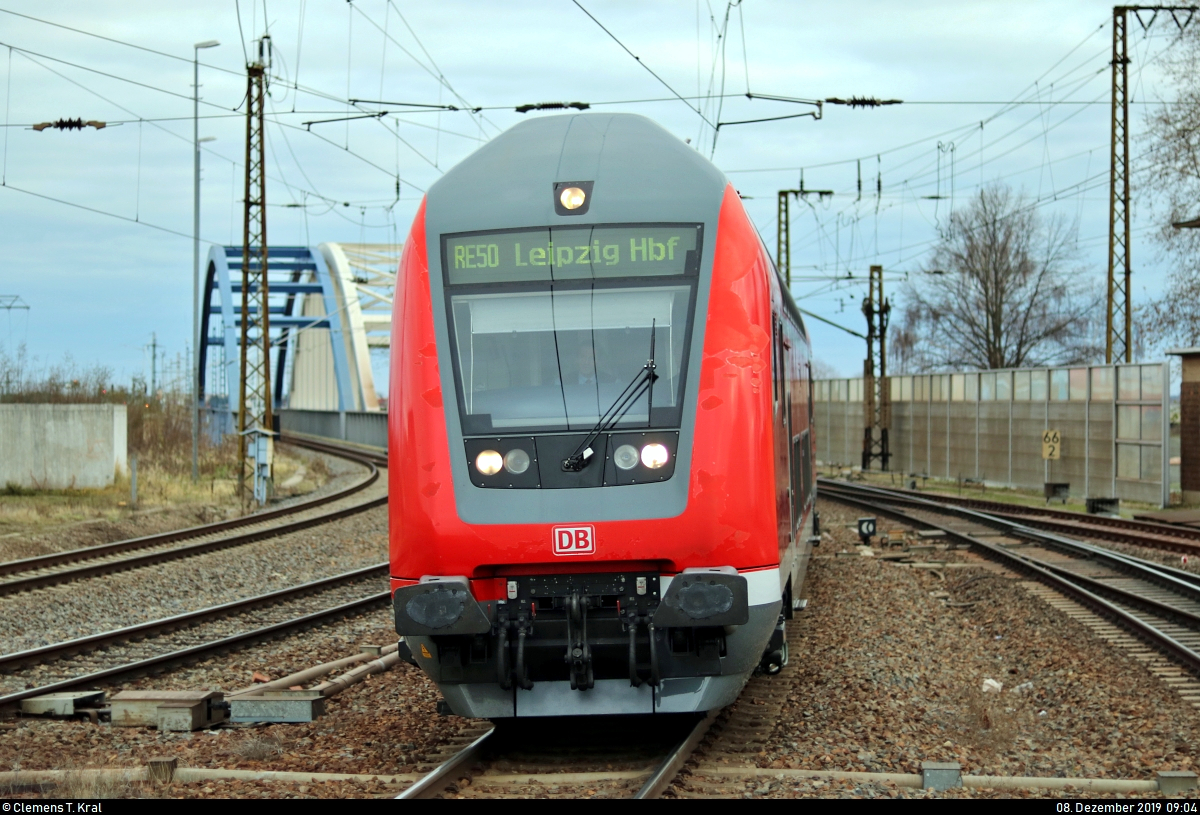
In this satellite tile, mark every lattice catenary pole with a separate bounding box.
[1106,5,1197,363]
[237,38,273,504]
[861,265,890,470]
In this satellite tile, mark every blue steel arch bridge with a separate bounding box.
[200,243,398,432]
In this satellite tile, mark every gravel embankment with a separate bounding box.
[6,495,1199,799]
[880,485,1200,579]
[0,608,481,799]
[0,490,388,654]
[0,573,387,696]
[674,498,1200,798]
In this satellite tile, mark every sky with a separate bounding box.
[0,0,1189,393]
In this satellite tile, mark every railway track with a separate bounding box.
[395,629,806,800]
[0,563,391,708]
[0,436,386,597]
[817,477,1200,555]
[397,713,713,799]
[819,479,1200,677]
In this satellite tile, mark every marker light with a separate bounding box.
[613,444,640,471]
[641,443,670,469]
[475,450,503,476]
[559,186,587,210]
[504,448,531,474]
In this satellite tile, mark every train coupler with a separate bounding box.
[564,590,594,691]
[495,603,534,690]
[623,611,656,688]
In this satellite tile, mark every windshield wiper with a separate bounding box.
[562,321,658,472]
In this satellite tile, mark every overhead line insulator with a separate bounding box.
[515,102,591,114]
[824,97,903,108]
[31,118,107,131]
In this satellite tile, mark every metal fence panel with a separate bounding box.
[815,362,1169,507]
[278,409,387,450]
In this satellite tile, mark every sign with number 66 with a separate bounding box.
[1042,430,1061,460]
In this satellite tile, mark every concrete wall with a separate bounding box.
[0,404,128,489]
[815,362,1170,506]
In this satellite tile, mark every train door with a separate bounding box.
[792,358,815,598]
[779,326,794,534]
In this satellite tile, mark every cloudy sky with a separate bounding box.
[0,0,1185,392]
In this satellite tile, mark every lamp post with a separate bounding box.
[193,39,219,482]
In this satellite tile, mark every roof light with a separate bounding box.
[559,186,586,210]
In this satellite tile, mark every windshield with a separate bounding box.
[442,224,701,435]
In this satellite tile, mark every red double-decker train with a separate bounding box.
[389,113,818,717]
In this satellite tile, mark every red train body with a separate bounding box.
[389,114,816,717]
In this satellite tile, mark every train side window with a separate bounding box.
[800,429,812,511]
[791,429,811,525]
[806,362,814,428]
[776,324,786,409]
[771,315,779,405]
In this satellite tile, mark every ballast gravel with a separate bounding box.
[5,496,1200,798]
[0,607,480,798]
[678,499,1200,798]
[0,488,388,655]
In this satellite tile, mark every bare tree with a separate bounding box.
[811,358,842,379]
[1140,23,1200,350]
[891,184,1101,372]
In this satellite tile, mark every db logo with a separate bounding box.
[552,525,595,556]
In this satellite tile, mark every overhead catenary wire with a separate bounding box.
[790,25,1184,275]
[353,1,498,137]
[755,19,1181,274]
[572,0,714,131]
[234,0,250,67]
[768,36,1132,278]
[0,4,1176,331]
[292,0,306,109]
[0,181,219,243]
[0,4,485,146]
[14,42,406,221]
[727,24,1114,177]
[3,45,10,184]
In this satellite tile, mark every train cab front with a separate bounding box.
[393,564,780,718]
[389,114,786,717]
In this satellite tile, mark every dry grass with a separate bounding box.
[0,776,55,797]
[235,734,286,761]
[966,695,1022,750]
[0,346,332,531]
[0,442,321,532]
[0,769,149,799]
[57,768,145,799]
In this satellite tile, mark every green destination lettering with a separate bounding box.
[454,243,499,269]
[446,225,697,284]
[629,236,680,263]
[511,240,621,267]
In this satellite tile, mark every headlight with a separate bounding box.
[559,186,586,210]
[613,444,640,471]
[641,443,670,469]
[475,450,503,476]
[504,448,531,474]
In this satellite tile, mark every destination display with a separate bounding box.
[444,224,700,284]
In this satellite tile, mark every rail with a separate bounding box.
[0,436,385,596]
[820,479,1200,676]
